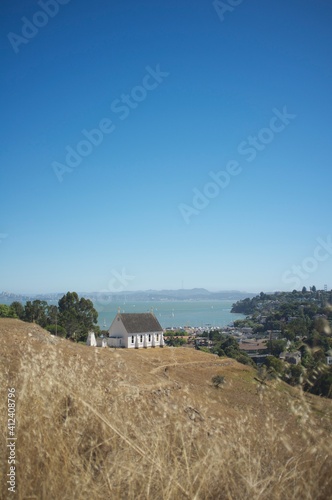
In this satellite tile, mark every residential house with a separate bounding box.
[238,340,269,364]
[326,350,332,366]
[279,351,301,365]
[238,340,268,356]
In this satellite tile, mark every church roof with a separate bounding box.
[119,313,163,333]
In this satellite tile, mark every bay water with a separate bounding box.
[94,299,245,330]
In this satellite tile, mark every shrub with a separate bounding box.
[212,374,225,388]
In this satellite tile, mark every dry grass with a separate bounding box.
[1,319,332,499]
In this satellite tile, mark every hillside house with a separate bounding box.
[107,312,164,348]
[238,340,268,356]
[238,340,269,364]
[279,351,301,365]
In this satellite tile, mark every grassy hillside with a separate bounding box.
[1,319,332,499]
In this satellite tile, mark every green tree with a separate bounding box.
[209,329,222,342]
[269,339,287,356]
[165,337,186,347]
[299,345,315,369]
[0,304,16,318]
[265,318,282,331]
[215,347,226,357]
[235,353,255,366]
[285,317,308,341]
[46,305,58,326]
[10,301,24,319]
[285,364,303,386]
[308,367,332,398]
[265,356,285,377]
[24,300,48,327]
[45,324,67,337]
[58,292,98,342]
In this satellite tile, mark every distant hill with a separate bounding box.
[0,288,255,305]
[1,318,331,499]
[90,288,256,301]
[0,289,256,305]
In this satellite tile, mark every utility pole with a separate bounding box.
[269,330,272,355]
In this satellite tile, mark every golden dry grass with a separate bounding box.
[1,319,332,499]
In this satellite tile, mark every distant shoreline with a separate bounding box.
[0,289,256,305]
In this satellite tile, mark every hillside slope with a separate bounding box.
[1,319,332,499]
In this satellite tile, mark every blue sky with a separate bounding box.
[1,0,332,294]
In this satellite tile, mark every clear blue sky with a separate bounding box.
[1,0,332,294]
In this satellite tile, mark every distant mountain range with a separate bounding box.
[96,288,256,301]
[0,289,256,304]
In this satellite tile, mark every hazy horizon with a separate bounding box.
[1,286,256,295]
[1,285,324,297]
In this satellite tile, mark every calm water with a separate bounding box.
[94,300,245,330]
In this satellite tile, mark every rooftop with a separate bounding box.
[118,313,163,334]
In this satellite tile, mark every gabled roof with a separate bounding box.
[119,313,163,334]
[280,351,301,358]
[239,341,267,351]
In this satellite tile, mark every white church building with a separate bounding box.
[87,312,164,349]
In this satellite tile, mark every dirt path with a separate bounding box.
[150,358,236,374]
